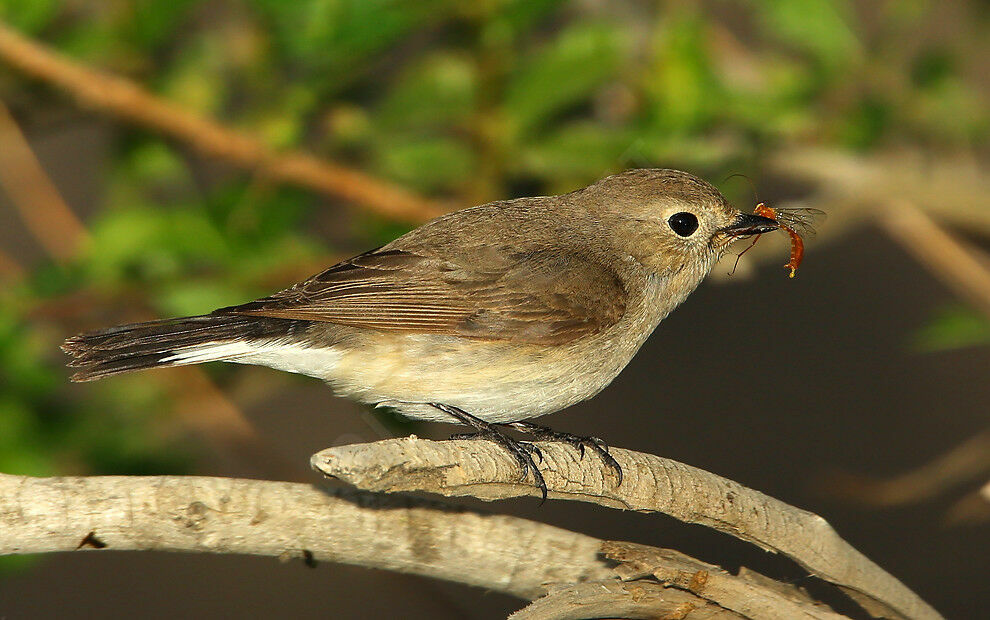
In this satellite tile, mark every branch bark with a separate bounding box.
[0,472,853,619]
[0,22,448,223]
[0,473,611,600]
[312,437,942,620]
[599,541,847,620]
[510,580,745,620]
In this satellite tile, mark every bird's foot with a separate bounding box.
[504,421,623,485]
[431,403,548,501]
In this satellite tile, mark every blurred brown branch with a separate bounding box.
[820,429,990,509]
[768,147,990,237]
[0,22,448,224]
[313,437,942,620]
[0,245,25,280]
[768,146,990,319]
[879,200,990,318]
[0,97,89,262]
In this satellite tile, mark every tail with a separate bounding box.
[62,314,308,382]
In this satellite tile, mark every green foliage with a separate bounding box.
[912,306,990,352]
[506,21,629,136]
[754,0,861,70]
[0,0,58,34]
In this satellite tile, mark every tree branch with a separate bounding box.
[0,96,89,262]
[877,200,990,319]
[1,471,861,620]
[0,473,611,600]
[0,22,448,223]
[312,438,942,620]
[510,579,745,620]
[599,541,847,620]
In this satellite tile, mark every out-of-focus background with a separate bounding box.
[0,1,986,617]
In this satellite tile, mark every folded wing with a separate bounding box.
[216,247,627,345]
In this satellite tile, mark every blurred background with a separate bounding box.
[0,0,986,617]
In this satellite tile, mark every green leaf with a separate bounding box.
[373,136,475,192]
[82,208,230,285]
[642,13,722,133]
[506,21,629,135]
[376,53,477,131]
[129,0,198,47]
[912,305,990,352]
[515,123,632,178]
[753,0,861,69]
[0,0,59,34]
[250,0,443,92]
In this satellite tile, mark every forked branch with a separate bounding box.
[0,472,854,619]
[313,437,942,620]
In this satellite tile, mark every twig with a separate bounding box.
[510,579,744,620]
[767,146,990,237]
[0,245,25,280]
[943,480,990,526]
[165,367,307,481]
[821,429,990,507]
[0,22,448,223]
[312,437,942,620]
[878,200,990,318]
[0,97,89,261]
[600,541,847,620]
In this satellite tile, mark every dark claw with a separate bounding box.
[522,441,544,463]
[434,403,549,501]
[505,422,623,486]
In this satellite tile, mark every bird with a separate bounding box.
[63,168,780,498]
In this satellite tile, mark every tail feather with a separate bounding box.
[62,314,309,381]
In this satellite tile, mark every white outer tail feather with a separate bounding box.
[162,340,343,379]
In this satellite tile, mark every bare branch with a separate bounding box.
[0,97,89,261]
[312,438,942,620]
[510,579,745,620]
[0,472,866,619]
[0,22,449,223]
[0,245,25,280]
[0,473,612,600]
[822,429,990,507]
[878,200,990,318]
[767,147,990,237]
[601,541,847,620]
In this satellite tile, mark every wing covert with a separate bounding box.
[216,248,626,345]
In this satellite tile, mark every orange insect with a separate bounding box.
[753,202,804,278]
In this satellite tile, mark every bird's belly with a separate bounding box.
[322,331,634,424]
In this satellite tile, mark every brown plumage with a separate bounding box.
[63,169,786,497]
[221,247,626,345]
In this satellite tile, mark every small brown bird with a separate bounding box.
[63,169,779,497]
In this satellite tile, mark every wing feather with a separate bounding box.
[215,248,626,345]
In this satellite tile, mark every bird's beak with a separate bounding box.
[720,212,779,237]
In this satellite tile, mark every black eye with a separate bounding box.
[667,212,699,237]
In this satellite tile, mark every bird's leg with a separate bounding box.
[430,403,547,500]
[503,421,623,485]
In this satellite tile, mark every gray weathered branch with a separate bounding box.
[313,437,942,620]
[510,579,745,620]
[0,472,854,619]
[0,473,609,600]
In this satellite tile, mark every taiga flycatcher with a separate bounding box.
[63,169,780,497]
